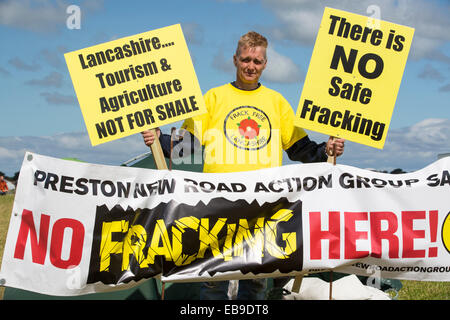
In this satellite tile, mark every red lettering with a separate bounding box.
[370,211,399,258]
[309,210,433,261]
[14,209,50,264]
[50,218,85,269]
[402,210,426,258]
[344,211,369,259]
[309,211,340,259]
[13,209,84,269]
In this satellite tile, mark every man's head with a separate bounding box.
[233,31,268,89]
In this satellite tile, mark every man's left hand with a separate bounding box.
[326,137,345,157]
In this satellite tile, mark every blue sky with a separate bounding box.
[0,0,449,176]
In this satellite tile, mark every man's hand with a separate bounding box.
[326,136,345,157]
[141,128,161,147]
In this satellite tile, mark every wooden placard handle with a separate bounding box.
[149,128,168,170]
[327,136,336,165]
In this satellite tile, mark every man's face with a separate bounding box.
[233,45,267,86]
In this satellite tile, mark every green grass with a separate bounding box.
[0,192,15,300]
[398,280,450,300]
[0,193,449,300]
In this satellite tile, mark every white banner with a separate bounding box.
[0,152,449,296]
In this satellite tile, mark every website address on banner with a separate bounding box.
[352,262,450,274]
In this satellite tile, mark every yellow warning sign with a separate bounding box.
[65,24,206,146]
[296,7,414,149]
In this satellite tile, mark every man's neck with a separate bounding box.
[232,80,260,91]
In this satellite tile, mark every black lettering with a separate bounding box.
[349,24,362,41]
[340,172,354,189]
[370,29,383,46]
[99,97,110,113]
[386,30,395,49]
[441,170,450,186]
[101,181,116,197]
[117,182,131,198]
[328,76,341,96]
[95,73,106,88]
[164,102,176,118]
[328,15,341,35]
[300,99,313,119]
[156,104,167,121]
[75,178,89,195]
[303,177,317,191]
[341,110,354,131]
[34,170,46,186]
[356,176,371,188]
[45,173,59,191]
[371,122,385,141]
[330,45,357,74]
[189,95,199,111]
[231,183,246,192]
[96,122,108,139]
[317,107,330,124]
[175,99,186,116]
[330,111,342,127]
[254,182,270,192]
[358,53,384,79]
[104,49,115,62]
[337,17,351,37]
[393,34,405,52]
[78,54,88,69]
[427,173,440,187]
[217,183,232,192]
[184,178,199,192]
[60,175,74,193]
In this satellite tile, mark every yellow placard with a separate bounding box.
[296,7,414,149]
[65,24,206,146]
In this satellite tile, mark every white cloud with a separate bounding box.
[0,0,104,33]
[261,0,450,63]
[181,22,204,45]
[0,0,68,32]
[0,132,147,176]
[418,64,445,81]
[25,72,64,88]
[212,46,302,83]
[0,146,25,160]
[8,57,40,71]
[439,84,450,92]
[328,118,450,172]
[211,50,234,74]
[40,92,77,105]
[1,118,449,176]
[262,46,303,83]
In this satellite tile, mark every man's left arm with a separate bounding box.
[286,136,345,163]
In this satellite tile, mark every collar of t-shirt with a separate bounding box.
[230,81,261,91]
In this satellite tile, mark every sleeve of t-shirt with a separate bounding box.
[181,89,212,145]
[279,95,308,150]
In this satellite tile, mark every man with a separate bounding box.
[0,175,9,195]
[142,31,345,299]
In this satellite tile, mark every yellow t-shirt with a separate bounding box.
[182,83,307,173]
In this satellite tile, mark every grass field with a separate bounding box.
[0,192,449,300]
[0,193,15,300]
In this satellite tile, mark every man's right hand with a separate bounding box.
[141,128,161,147]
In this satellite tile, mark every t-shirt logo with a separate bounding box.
[224,106,272,150]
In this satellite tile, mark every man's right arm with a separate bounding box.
[141,129,199,159]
